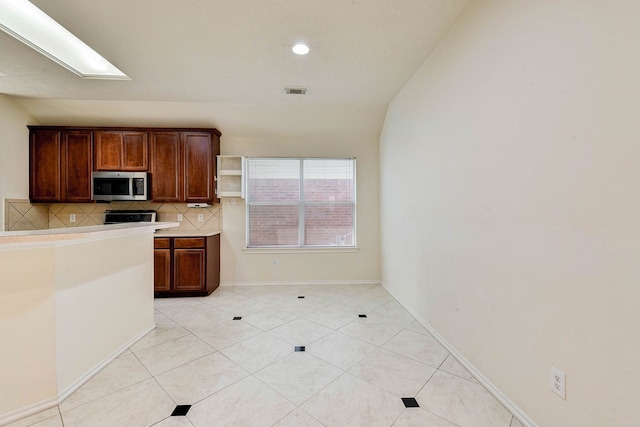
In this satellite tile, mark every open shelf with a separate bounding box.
[216,155,244,198]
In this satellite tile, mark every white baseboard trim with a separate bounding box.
[220,280,381,287]
[381,283,537,427]
[0,397,58,426]
[0,323,156,427]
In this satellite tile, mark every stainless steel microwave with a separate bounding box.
[91,171,149,201]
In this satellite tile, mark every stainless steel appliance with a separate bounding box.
[92,171,149,201]
[103,210,156,224]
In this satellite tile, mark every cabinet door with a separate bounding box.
[95,131,148,171]
[150,132,181,202]
[183,132,213,202]
[93,131,122,170]
[173,249,205,291]
[205,234,221,294]
[62,131,93,202]
[154,249,171,292]
[122,132,148,171]
[30,130,62,202]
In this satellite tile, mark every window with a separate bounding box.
[246,158,356,248]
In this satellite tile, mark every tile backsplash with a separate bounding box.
[4,199,49,231]
[4,199,221,232]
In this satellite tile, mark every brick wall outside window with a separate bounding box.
[246,158,355,247]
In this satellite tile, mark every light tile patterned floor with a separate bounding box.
[9,284,525,427]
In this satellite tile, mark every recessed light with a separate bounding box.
[0,0,129,79]
[291,42,310,55]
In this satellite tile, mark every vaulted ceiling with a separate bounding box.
[0,0,471,137]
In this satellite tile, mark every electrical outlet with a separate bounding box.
[177,214,183,222]
[272,258,278,266]
[69,214,76,223]
[551,367,566,399]
[197,214,204,222]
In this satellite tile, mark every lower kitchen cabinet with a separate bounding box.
[154,234,220,297]
[153,239,171,292]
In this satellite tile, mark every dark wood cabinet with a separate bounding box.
[62,131,93,202]
[29,128,92,203]
[174,247,206,291]
[183,133,213,202]
[150,132,181,202]
[154,234,220,297]
[150,131,220,203]
[153,238,171,292]
[28,126,220,204]
[94,131,148,171]
[30,129,62,202]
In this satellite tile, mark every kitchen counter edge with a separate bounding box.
[0,222,180,246]
[154,230,221,237]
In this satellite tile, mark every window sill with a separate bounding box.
[243,246,359,254]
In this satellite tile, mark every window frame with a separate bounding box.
[244,157,357,250]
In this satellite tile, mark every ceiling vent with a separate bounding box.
[285,87,308,95]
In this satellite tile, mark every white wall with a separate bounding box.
[55,233,155,396]
[0,245,56,419]
[380,0,640,425]
[0,95,33,230]
[220,135,380,285]
[0,230,156,424]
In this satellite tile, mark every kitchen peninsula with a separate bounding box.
[0,222,178,425]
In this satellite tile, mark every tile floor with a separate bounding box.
[9,284,526,427]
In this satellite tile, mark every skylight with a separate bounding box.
[0,0,129,79]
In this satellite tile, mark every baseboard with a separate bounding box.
[0,323,156,426]
[220,280,381,287]
[57,323,156,402]
[0,397,58,426]
[381,283,537,427]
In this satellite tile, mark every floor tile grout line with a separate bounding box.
[390,408,407,427]
[170,367,251,409]
[144,339,254,417]
[190,322,262,351]
[58,375,159,422]
[378,346,448,371]
[263,322,334,348]
[303,310,360,331]
[437,362,482,384]
[129,326,192,354]
[131,331,217,377]
[266,403,327,427]
[344,354,436,402]
[57,353,156,417]
[249,371,323,418]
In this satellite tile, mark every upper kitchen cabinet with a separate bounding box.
[184,132,214,202]
[29,129,61,202]
[29,127,93,203]
[150,130,221,203]
[93,131,148,171]
[62,131,93,202]
[150,132,181,202]
[28,126,220,204]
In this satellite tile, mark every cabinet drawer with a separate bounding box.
[154,238,171,249]
[174,238,205,248]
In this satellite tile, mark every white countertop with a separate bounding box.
[154,229,221,237]
[0,222,180,245]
